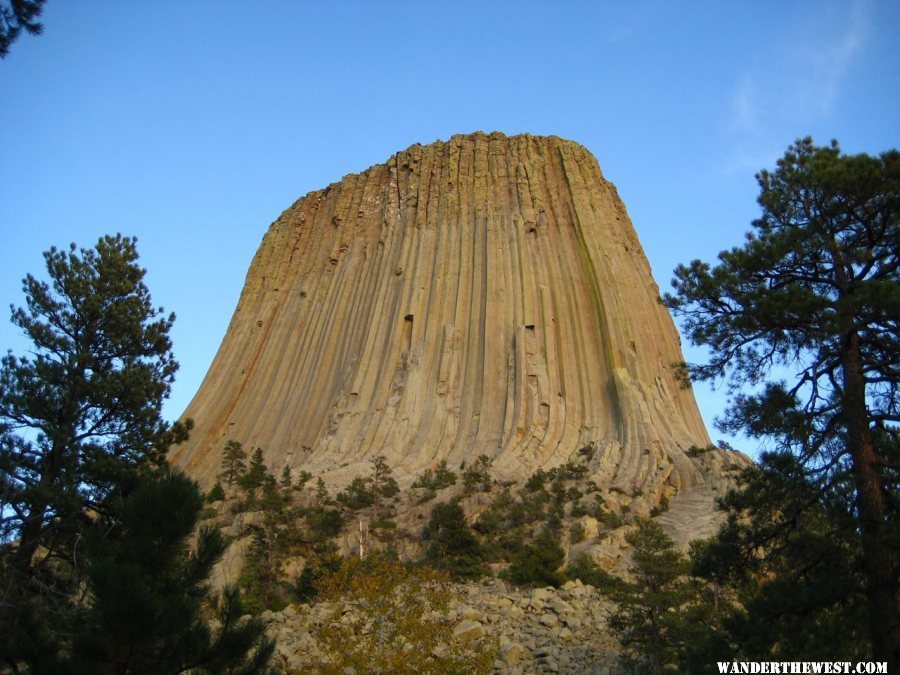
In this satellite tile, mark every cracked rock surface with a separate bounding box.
[171,132,715,508]
[264,577,622,674]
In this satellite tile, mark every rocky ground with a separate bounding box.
[264,577,622,674]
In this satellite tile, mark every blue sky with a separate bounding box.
[2,1,897,457]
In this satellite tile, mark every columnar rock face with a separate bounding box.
[171,132,711,497]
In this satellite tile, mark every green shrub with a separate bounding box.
[371,517,397,530]
[686,444,715,457]
[525,469,548,492]
[412,460,458,491]
[502,531,565,587]
[545,504,564,539]
[598,508,624,529]
[650,496,670,517]
[462,455,493,494]
[577,445,595,461]
[566,555,629,597]
[423,500,488,580]
[336,477,375,510]
[304,506,344,542]
[520,490,550,524]
[569,521,586,544]
[206,482,225,503]
[570,501,590,518]
[473,488,511,536]
[557,461,588,479]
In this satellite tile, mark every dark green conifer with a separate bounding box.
[665,138,899,664]
[220,440,248,488]
[239,447,268,492]
[423,499,487,580]
[69,469,276,674]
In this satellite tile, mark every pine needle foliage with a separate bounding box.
[665,138,899,665]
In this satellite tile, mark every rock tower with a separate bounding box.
[171,132,714,504]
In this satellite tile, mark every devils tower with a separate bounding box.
[171,132,720,508]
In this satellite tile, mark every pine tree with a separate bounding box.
[665,138,899,665]
[422,499,487,580]
[220,440,248,488]
[239,447,269,492]
[371,454,399,502]
[0,236,190,668]
[503,521,565,588]
[240,478,290,614]
[0,235,273,673]
[462,454,493,494]
[0,0,45,58]
[610,519,700,674]
[280,464,292,490]
[68,469,276,674]
[689,457,870,663]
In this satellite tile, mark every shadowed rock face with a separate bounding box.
[171,132,712,497]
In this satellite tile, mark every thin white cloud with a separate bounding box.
[721,0,869,174]
[729,75,760,134]
[787,0,866,119]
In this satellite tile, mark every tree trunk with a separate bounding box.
[842,331,899,667]
[14,505,44,582]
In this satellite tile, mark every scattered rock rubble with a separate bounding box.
[263,577,622,673]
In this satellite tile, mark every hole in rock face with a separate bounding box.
[403,315,413,353]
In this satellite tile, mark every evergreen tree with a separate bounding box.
[68,469,276,674]
[279,464,292,491]
[0,0,45,58]
[206,481,226,503]
[664,138,899,665]
[689,457,870,663]
[0,235,189,668]
[411,460,457,492]
[503,529,565,588]
[239,478,290,614]
[371,454,399,502]
[220,440,248,488]
[314,477,329,503]
[422,499,487,580]
[0,235,272,673]
[610,519,702,674]
[303,505,344,544]
[239,447,268,492]
[335,476,374,511]
[462,454,493,494]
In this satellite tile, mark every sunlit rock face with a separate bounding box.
[170,132,712,499]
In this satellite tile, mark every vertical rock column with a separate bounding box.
[171,132,710,498]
